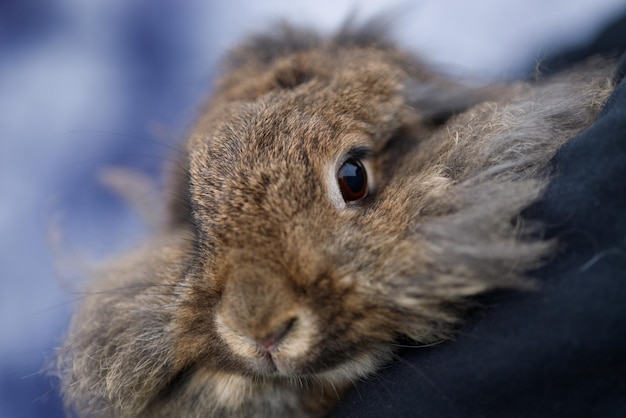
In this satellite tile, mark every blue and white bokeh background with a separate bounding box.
[1,1,625,416]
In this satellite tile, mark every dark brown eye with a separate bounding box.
[337,158,368,202]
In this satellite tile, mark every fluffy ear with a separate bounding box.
[214,25,324,101]
[404,81,507,124]
[215,19,396,100]
[226,24,322,69]
[226,17,392,69]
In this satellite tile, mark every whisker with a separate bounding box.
[56,129,184,153]
[455,330,511,344]
[390,339,446,349]
[395,356,455,405]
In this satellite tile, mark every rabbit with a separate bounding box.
[56,22,616,418]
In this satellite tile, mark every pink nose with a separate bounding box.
[257,317,296,352]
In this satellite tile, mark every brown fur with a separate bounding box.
[56,24,615,417]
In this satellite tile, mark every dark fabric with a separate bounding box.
[331,17,626,418]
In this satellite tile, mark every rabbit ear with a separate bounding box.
[228,17,392,69]
[216,25,325,100]
[271,54,318,89]
[227,24,321,69]
[404,81,503,124]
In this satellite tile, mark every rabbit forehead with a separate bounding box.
[187,96,384,212]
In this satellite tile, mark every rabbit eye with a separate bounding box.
[337,158,368,202]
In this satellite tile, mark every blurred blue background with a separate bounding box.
[1,0,625,416]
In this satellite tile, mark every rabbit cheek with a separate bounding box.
[316,343,393,384]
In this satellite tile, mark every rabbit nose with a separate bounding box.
[257,317,297,352]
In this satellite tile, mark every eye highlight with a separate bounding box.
[337,158,368,202]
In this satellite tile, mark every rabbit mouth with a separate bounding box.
[214,310,319,376]
[250,352,280,375]
[239,344,388,384]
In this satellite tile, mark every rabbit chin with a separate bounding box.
[211,349,391,410]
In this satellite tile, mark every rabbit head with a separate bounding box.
[176,45,476,381]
